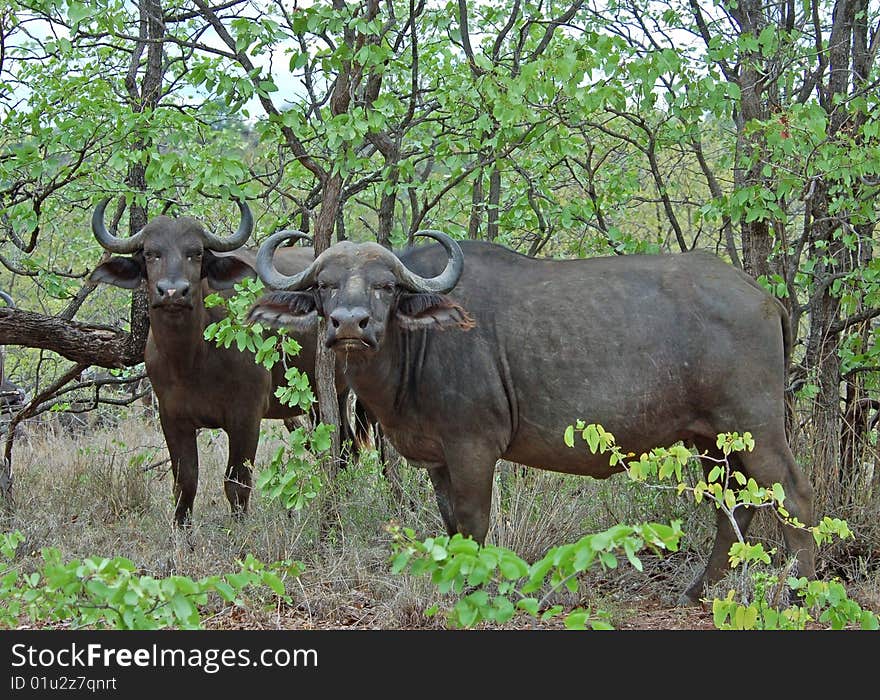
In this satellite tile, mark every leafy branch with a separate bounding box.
[389,520,682,630]
[0,532,302,630]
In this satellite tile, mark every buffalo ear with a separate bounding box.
[247,291,318,333]
[204,251,256,290]
[396,292,475,331]
[89,257,143,289]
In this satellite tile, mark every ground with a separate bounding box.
[199,594,717,630]
[3,415,878,632]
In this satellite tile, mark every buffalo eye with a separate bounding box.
[186,250,203,262]
[317,281,337,291]
[144,250,160,263]
[373,281,395,292]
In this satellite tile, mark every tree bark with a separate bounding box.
[313,174,344,474]
[0,308,143,368]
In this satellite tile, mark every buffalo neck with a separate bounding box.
[339,326,426,427]
[147,303,210,373]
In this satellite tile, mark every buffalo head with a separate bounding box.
[89,198,256,313]
[249,231,474,355]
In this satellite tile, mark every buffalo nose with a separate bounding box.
[156,281,190,299]
[329,307,370,333]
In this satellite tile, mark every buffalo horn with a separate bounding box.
[390,230,464,293]
[202,199,254,252]
[255,230,317,290]
[91,197,146,254]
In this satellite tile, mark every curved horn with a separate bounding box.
[202,199,254,252]
[91,197,146,254]
[256,230,317,290]
[0,291,14,308]
[391,230,464,293]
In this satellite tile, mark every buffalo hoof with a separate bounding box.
[172,512,193,529]
[675,591,703,608]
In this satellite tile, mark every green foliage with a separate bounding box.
[205,279,316,411]
[712,576,879,630]
[0,532,302,630]
[274,368,316,414]
[565,422,879,630]
[389,419,879,630]
[205,277,330,508]
[255,425,332,511]
[389,520,682,630]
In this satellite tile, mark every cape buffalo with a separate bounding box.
[248,231,816,604]
[89,199,362,526]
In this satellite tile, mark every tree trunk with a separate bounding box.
[487,163,501,241]
[313,174,343,474]
[468,168,484,239]
[1,0,165,505]
[802,0,863,504]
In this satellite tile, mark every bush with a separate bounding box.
[0,531,303,630]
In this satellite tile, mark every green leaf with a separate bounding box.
[391,551,412,575]
[585,424,600,453]
[261,572,286,596]
[170,593,197,623]
[564,610,589,630]
[516,598,540,616]
[564,424,575,448]
[499,553,528,580]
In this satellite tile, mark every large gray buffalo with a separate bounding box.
[248,231,816,604]
[89,199,364,526]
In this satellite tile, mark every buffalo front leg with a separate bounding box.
[224,424,259,519]
[161,418,199,527]
[443,445,499,546]
[427,466,456,536]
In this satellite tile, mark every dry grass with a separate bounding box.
[1,411,878,629]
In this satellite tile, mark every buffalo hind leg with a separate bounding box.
[681,437,816,605]
[680,492,755,605]
[735,436,816,579]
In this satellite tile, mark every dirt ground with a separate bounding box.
[198,594,717,630]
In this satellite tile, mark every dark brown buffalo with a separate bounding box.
[89,200,358,526]
[248,231,816,604]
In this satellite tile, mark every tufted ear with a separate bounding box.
[89,256,144,289]
[395,292,475,331]
[203,250,257,290]
[247,291,319,333]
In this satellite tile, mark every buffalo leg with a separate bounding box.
[443,446,498,545]
[680,500,755,606]
[735,437,816,579]
[162,418,198,527]
[225,424,259,518]
[681,437,816,605]
[338,392,354,466]
[427,466,455,535]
